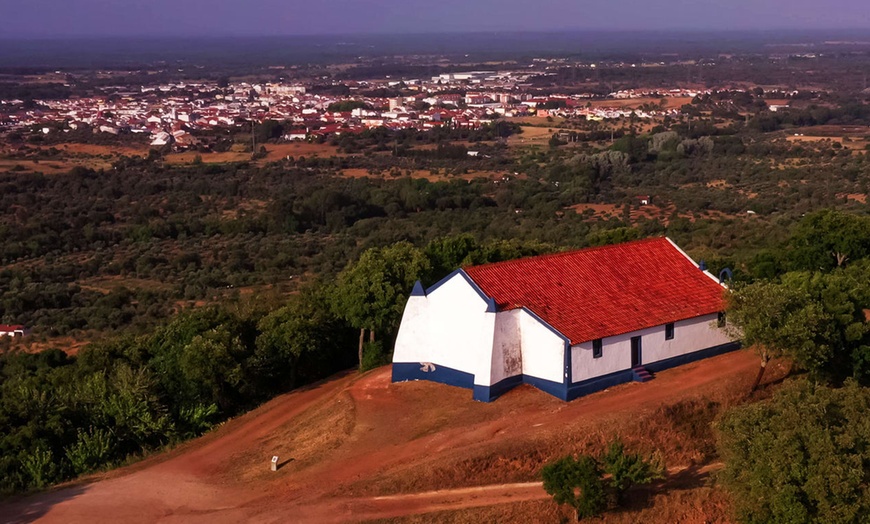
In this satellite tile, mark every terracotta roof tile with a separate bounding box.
[463,237,725,344]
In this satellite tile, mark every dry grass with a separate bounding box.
[259,141,344,160]
[838,193,868,204]
[163,141,346,166]
[586,96,693,110]
[363,486,733,524]
[339,168,505,182]
[0,142,147,174]
[38,142,148,157]
[228,390,357,484]
[568,202,739,225]
[0,158,111,174]
[77,275,174,294]
[164,150,249,164]
[349,356,785,502]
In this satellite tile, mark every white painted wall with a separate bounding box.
[393,273,496,384]
[519,309,565,383]
[571,313,734,383]
[488,308,565,385]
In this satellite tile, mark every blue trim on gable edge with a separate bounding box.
[424,269,495,309]
[410,281,426,297]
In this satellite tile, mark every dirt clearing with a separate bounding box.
[1,350,774,523]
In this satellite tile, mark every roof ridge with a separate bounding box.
[463,236,669,273]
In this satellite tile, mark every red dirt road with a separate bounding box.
[1,350,760,524]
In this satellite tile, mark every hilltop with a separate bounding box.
[1,349,778,523]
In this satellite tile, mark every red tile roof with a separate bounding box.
[463,237,726,344]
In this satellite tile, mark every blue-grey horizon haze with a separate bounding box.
[2,0,870,38]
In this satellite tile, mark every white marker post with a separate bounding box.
[271,456,279,472]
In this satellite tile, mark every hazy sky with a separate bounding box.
[2,0,870,38]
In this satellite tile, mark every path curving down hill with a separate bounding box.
[1,350,760,524]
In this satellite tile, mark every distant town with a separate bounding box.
[1,65,784,150]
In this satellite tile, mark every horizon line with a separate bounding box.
[3,26,870,41]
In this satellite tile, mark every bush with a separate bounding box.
[64,427,116,475]
[542,440,663,520]
[542,455,607,520]
[361,340,388,372]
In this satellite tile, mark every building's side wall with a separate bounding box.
[519,309,565,384]
[392,273,495,387]
[571,313,734,383]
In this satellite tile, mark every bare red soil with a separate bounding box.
[1,350,764,524]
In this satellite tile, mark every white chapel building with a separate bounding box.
[392,237,738,401]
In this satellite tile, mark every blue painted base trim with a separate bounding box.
[524,374,569,401]
[565,341,741,401]
[392,362,474,389]
[474,375,522,401]
[644,342,741,374]
[393,341,742,403]
[567,369,635,400]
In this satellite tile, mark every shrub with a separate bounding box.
[542,440,663,520]
[65,427,116,475]
[542,455,607,520]
[361,340,388,372]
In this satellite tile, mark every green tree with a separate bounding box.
[726,280,833,391]
[542,441,662,520]
[255,286,352,387]
[601,440,664,504]
[20,445,59,489]
[178,326,245,410]
[788,210,870,270]
[423,234,480,284]
[334,242,429,368]
[542,455,607,520]
[780,264,870,384]
[64,427,116,475]
[718,379,870,524]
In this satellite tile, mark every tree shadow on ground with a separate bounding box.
[612,463,714,514]
[0,483,90,524]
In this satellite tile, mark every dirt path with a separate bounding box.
[1,372,356,524]
[1,351,758,524]
[281,462,726,523]
[285,482,549,524]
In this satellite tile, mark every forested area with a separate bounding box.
[0,99,868,501]
[710,212,870,523]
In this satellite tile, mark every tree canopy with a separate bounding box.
[333,241,429,338]
[718,379,870,524]
[787,210,870,271]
